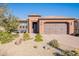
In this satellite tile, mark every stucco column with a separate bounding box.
[69,21,75,34]
[39,20,44,34]
[28,20,32,33]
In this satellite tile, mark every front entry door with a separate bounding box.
[32,22,39,33]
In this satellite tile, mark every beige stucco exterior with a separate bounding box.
[28,14,76,34]
[39,19,75,34]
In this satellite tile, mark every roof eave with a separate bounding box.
[39,18,76,20]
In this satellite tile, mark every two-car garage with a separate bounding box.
[44,22,68,34]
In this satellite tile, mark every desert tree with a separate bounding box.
[0,3,19,33]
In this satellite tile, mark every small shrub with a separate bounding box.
[34,33,43,42]
[23,33,30,40]
[52,47,79,56]
[48,39,59,48]
[53,50,79,56]
[61,50,78,56]
[0,32,14,44]
[74,48,79,56]
[62,50,74,56]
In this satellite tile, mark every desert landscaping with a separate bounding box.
[0,33,79,56]
[0,4,79,56]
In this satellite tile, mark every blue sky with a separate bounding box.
[8,3,79,20]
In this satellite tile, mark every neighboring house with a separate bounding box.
[27,14,79,34]
[75,19,79,34]
[17,20,28,33]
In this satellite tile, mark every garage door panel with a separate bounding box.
[44,23,67,34]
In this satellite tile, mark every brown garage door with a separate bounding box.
[44,23,67,34]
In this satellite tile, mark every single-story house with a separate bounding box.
[27,14,79,34]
